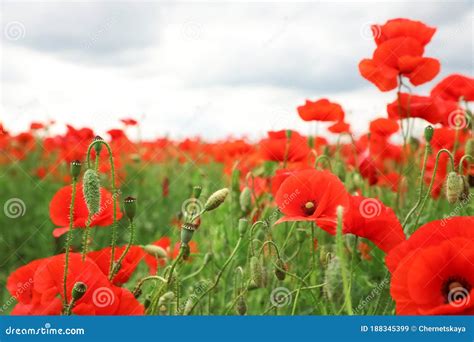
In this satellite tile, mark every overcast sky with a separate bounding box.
[0,0,472,140]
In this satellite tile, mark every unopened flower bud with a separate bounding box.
[250,256,264,288]
[204,188,229,211]
[238,218,248,237]
[274,259,286,281]
[72,282,87,301]
[235,295,247,315]
[142,244,168,259]
[424,125,434,143]
[158,291,175,307]
[83,169,101,215]
[239,187,252,214]
[70,160,82,180]
[192,186,202,199]
[123,196,137,221]
[446,172,464,204]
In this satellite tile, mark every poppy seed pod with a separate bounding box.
[72,282,87,301]
[204,188,229,211]
[83,169,101,215]
[93,136,104,155]
[124,196,137,221]
[446,172,463,204]
[239,187,252,214]
[424,125,434,143]
[180,224,195,245]
[238,218,248,237]
[142,244,168,259]
[70,160,82,180]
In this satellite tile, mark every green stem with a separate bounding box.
[335,207,353,315]
[110,219,136,280]
[63,179,77,307]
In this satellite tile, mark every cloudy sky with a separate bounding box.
[1,0,472,140]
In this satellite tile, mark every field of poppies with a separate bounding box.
[1,18,473,316]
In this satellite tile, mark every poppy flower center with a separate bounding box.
[302,201,316,216]
[442,277,471,304]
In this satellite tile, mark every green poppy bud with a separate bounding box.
[70,160,82,180]
[123,196,137,221]
[274,259,286,281]
[235,295,247,315]
[142,244,168,259]
[72,282,87,301]
[192,185,202,199]
[239,187,252,214]
[158,291,175,307]
[93,136,104,155]
[83,169,101,215]
[238,218,248,237]
[250,256,264,288]
[204,188,229,211]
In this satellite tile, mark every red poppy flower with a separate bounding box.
[271,169,299,197]
[431,74,474,102]
[387,93,458,125]
[358,155,379,186]
[359,19,439,91]
[328,121,351,134]
[386,217,474,315]
[87,246,145,286]
[372,18,436,47]
[369,118,399,137]
[49,183,123,238]
[344,196,405,253]
[144,237,198,274]
[274,169,350,234]
[260,130,310,163]
[120,118,138,126]
[7,253,144,315]
[297,99,344,122]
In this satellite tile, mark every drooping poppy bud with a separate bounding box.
[235,295,247,315]
[250,256,264,288]
[83,169,101,215]
[238,218,248,237]
[158,291,175,307]
[274,259,286,281]
[424,125,434,143]
[72,282,87,301]
[142,244,168,259]
[123,196,137,221]
[446,172,463,204]
[192,185,202,199]
[70,160,82,180]
[239,187,252,214]
[204,188,229,211]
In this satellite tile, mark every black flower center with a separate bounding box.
[442,277,471,304]
[302,201,316,216]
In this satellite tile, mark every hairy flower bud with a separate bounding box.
[238,218,248,237]
[235,295,247,315]
[72,282,87,301]
[446,172,464,204]
[70,160,82,180]
[239,187,252,214]
[274,259,286,281]
[250,256,264,288]
[83,169,101,215]
[204,188,229,211]
[192,185,202,199]
[142,244,168,259]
